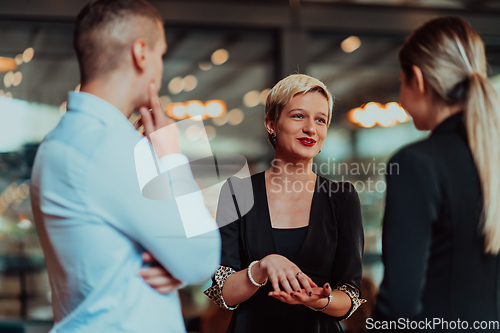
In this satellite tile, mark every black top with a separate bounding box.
[373,112,500,332]
[272,226,309,261]
[214,171,364,333]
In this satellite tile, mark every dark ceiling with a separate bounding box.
[1,0,500,152]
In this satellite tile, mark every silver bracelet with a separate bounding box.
[308,294,333,311]
[247,260,268,287]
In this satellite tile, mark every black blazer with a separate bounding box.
[215,171,364,333]
[373,112,500,332]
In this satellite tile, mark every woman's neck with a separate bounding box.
[428,101,464,131]
[266,153,316,185]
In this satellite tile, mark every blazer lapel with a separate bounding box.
[244,172,278,261]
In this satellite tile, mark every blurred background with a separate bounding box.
[1,0,500,332]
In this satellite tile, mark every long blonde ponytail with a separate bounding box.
[466,73,500,253]
[399,17,500,254]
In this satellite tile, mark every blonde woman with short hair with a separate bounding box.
[205,74,365,332]
[373,17,500,329]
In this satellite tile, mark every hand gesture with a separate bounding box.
[269,282,332,308]
[134,82,180,159]
[259,254,317,296]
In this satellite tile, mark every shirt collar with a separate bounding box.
[432,111,465,134]
[431,111,467,141]
[67,91,135,132]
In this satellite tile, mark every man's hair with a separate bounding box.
[74,0,163,83]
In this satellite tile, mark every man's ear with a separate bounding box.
[412,65,426,94]
[132,38,148,71]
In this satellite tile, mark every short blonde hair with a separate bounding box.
[265,74,334,148]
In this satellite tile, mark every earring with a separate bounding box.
[271,133,277,147]
[319,149,322,153]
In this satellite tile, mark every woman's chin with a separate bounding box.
[296,152,317,161]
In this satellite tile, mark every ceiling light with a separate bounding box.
[185,100,205,118]
[23,47,34,63]
[167,102,187,119]
[341,36,361,53]
[243,91,260,108]
[15,54,23,65]
[212,113,228,126]
[205,100,226,118]
[261,88,271,105]
[228,108,244,125]
[183,75,198,92]
[3,71,14,88]
[199,61,212,71]
[12,72,22,87]
[0,58,17,72]
[168,76,184,95]
[211,49,229,65]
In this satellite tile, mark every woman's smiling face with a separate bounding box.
[273,91,329,160]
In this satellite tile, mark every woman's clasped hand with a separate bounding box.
[258,254,331,308]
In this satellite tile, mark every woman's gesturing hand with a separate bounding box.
[259,254,318,296]
[269,283,331,308]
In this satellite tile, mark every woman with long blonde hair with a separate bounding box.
[373,17,500,330]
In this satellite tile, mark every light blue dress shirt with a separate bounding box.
[31,92,221,333]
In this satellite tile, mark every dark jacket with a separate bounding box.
[216,171,364,333]
[373,112,500,332]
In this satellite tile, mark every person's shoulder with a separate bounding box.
[222,170,258,185]
[388,136,438,168]
[317,177,361,226]
[225,171,263,188]
[44,112,109,161]
[219,172,257,220]
[385,137,447,183]
[391,127,464,163]
[317,175,358,201]
[250,171,265,182]
[33,120,109,187]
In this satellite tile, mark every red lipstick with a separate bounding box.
[297,137,316,147]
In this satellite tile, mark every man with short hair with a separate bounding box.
[30,1,221,332]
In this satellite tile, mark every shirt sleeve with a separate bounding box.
[330,182,365,321]
[374,148,441,321]
[90,139,221,286]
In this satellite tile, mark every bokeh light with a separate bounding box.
[243,90,260,108]
[12,72,22,86]
[199,61,212,71]
[183,75,198,92]
[211,49,229,65]
[228,108,244,125]
[23,47,34,63]
[341,36,361,53]
[348,102,410,128]
[168,76,184,95]
[205,100,226,118]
